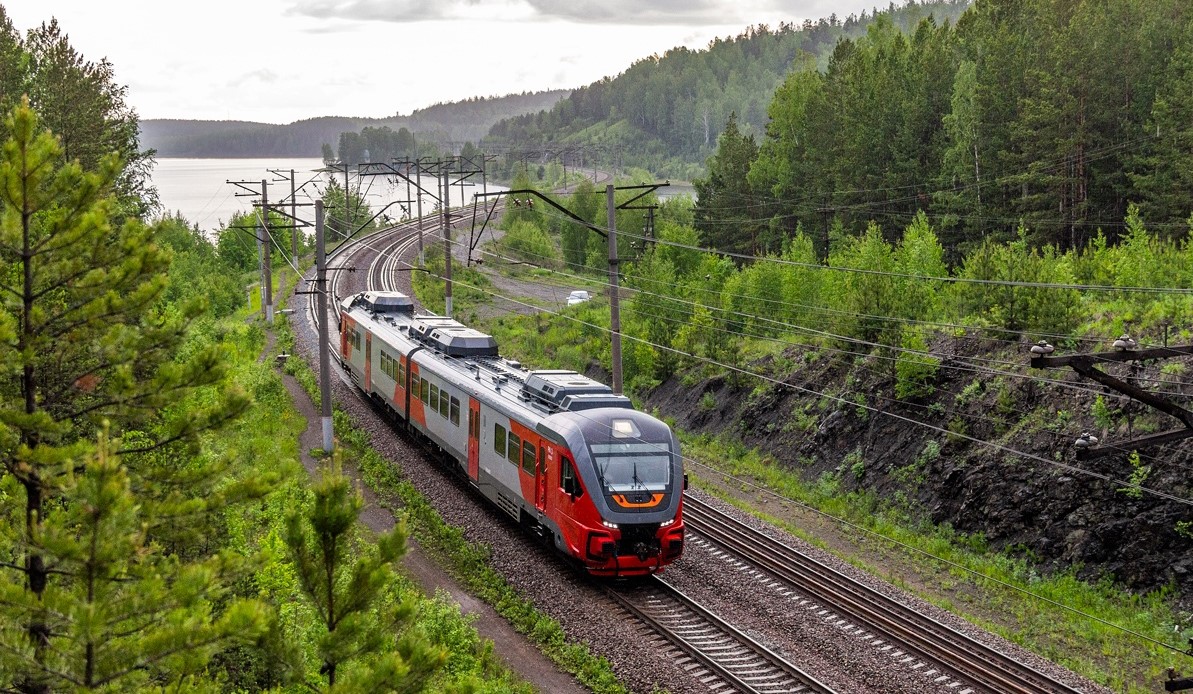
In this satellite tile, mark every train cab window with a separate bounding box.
[449,397,460,426]
[561,457,583,498]
[439,390,450,418]
[494,424,506,455]
[521,441,535,475]
[507,433,521,464]
[429,384,440,413]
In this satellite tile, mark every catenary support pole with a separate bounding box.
[443,169,453,318]
[262,179,273,324]
[315,200,334,453]
[415,155,425,265]
[290,169,297,266]
[607,183,622,393]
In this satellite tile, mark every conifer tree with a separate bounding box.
[0,428,268,690]
[0,99,260,691]
[285,461,447,692]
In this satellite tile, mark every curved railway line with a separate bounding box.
[299,195,1097,693]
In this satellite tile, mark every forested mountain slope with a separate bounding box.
[483,1,970,178]
[141,89,568,157]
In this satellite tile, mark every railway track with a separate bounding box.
[683,496,1086,694]
[607,577,836,694]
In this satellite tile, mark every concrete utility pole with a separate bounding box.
[415,157,425,265]
[607,183,623,394]
[290,169,297,265]
[443,168,453,318]
[261,179,274,324]
[315,200,334,452]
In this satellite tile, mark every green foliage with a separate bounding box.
[501,219,559,266]
[895,327,940,400]
[956,379,983,405]
[0,430,269,690]
[1116,451,1150,500]
[846,449,866,480]
[0,100,266,691]
[155,213,246,317]
[1091,396,1115,432]
[322,177,377,240]
[488,4,968,179]
[694,112,761,255]
[284,460,446,691]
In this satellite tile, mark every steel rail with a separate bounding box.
[607,576,838,693]
[683,496,1085,694]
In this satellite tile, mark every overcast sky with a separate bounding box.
[4,0,881,124]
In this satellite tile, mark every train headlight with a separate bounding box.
[601,520,619,529]
[611,418,641,439]
[660,518,675,527]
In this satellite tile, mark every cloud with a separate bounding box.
[284,0,779,25]
[522,0,732,25]
[228,68,280,87]
[286,0,534,23]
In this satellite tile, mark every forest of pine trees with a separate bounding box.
[697,0,1193,258]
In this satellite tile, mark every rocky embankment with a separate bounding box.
[644,334,1193,612]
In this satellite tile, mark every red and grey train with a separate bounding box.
[338,291,685,576]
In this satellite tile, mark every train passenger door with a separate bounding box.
[535,444,548,513]
[364,332,372,387]
[467,398,480,481]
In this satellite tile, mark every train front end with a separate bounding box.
[551,408,685,577]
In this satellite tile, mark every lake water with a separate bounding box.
[151,157,507,236]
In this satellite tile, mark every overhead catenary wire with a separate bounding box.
[443,233,1193,397]
[384,252,1193,508]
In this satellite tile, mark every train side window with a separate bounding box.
[439,390,450,418]
[429,384,440,413]
[411,375,420,400]
[398,360,406,384]
[449,397,460,426]
[561,457,583,498]
[521,440,535,475]
[420,377,430,404]
[494,424,506,455]
[507,433,521,464]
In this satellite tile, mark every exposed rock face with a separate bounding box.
[643,338,1193,611]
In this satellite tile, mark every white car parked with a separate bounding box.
[566,290,591,306]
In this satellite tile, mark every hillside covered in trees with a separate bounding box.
[483,1,970,178]
[140,89,568,157]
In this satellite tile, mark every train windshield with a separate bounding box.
[590,442,671,493]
